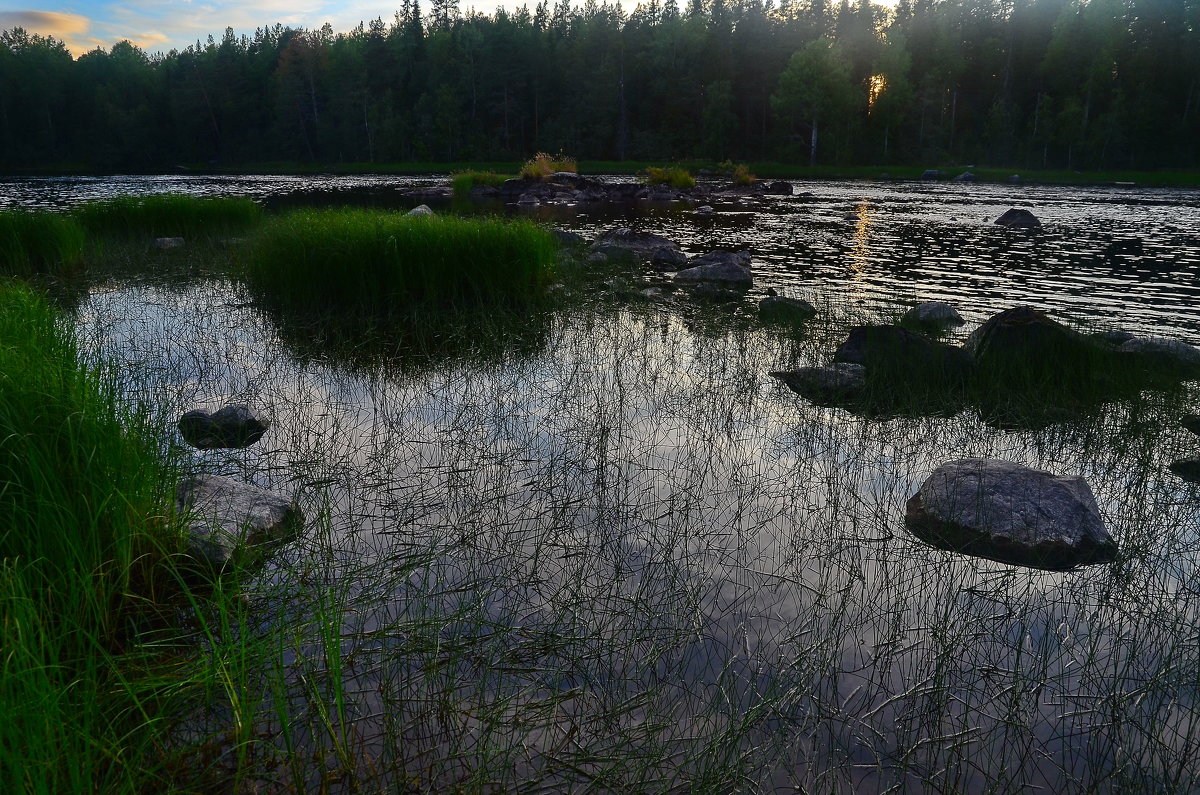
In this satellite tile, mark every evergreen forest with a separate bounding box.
[1,0,1197,172]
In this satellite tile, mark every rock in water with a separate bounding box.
[177,474,303,570]
[834,324,974,388]
[673,250,752,285]
[994,208,1041,228]
[589,228,681,261]
[963,306,1097,386]
[902,301,965,330]
[1117,336,1200,378]
[1182,414,1200,436]
[905,459,1117,570]
[770,363,866,405]
[759,295,817,325]
[1170,459,1200,483]
[178,404,269,449]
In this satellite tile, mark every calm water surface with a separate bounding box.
[26,174,1200,790]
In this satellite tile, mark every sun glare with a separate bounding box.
[867,73,888,114]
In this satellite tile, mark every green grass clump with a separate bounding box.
[0,209,86,277]
[451,170,514,196]
[73,193,263,240]
[645,166,697,189]
[519,151,577,180]
[0,282,186,791]
[244,209,558,316]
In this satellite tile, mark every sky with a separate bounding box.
[0,0,898,57]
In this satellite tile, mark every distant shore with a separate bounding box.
[7,161,1200,189]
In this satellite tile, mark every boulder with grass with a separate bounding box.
[905,459,1117,570]
[964,306,1099,387]
[674,250,752,285]
[834,324,974,389]
[759,294,817,325]
[177,474,303,570]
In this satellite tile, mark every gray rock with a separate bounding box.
[552,229,588,247]
[835,324,974,387]
[673,250,752,285]
[953,172,977,182]
[771,363,866,404]
[964,306,1094,383]
[154,237,185,249]
[178,404,269,449]
[759,295,817,325]
[1170,459,1200,483]
[694,205,715,214]
[650,246,689,271]
[1095,329,1136,346]
[590,228,681,261]
[902,301,965,329]
[995,208,1041,228]
[1117,336,1200,377]
[905,459,1117,570]
[405,204,435,217]
[1182,414,1200,436]
[177,474,303,570]
[1008,174,1022,184]
[762,181,793,195]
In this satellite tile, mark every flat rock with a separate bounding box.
[905,459,1117,570]
[770,363,866,405]
[902,301,965,329]
[590,228,680,260]
[177,474,303,570]
[759,295,817,325]
[674,251,752,285]
[995,208,1041,228]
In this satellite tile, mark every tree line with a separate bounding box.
[1,0,1197,172]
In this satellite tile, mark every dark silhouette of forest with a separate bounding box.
[1,0,1197,172]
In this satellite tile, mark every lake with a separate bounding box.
[15,174,1200,791]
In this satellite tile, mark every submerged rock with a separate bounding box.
[177,474,303,570]
[902,301,965,330]
[770,363,866,405]
[674,250,752,285]
[178,404,269,449]
[994,208,1041,228]
[905,459,1117,570]
[759,295,817,325]
[1170,459,1200,483]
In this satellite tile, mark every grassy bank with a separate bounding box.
[243,209,557,316]
[0,282,187,791]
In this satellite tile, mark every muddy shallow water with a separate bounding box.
[26,174,1200,790]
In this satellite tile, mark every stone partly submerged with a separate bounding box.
[964,306,1096,384]
[589,228,681,261]
[905,459,1117,571]
[1170,459,1200,483]
[902,301,965,330]
[1116,335,1200,378]
[994,208,1041,228]
[834,324,974,387]
[1182,414,1200,436]
[673,250,753,285]
[759,294,817,325]
[177,474,303,571]
[178,404,270,449]
[770,363,866,405]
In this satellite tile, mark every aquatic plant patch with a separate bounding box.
[73,193,263,239]
[0,208,86,277]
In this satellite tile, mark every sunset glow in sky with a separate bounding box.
[1,1,899,56]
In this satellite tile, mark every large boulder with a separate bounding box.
[177,474,303,570]
[770,363,866,405]
[905,459,1117,570]
[995,208,1041,228]
[589,228,681,261]
[834,324,974,387]
[762,181,793,196]
[673,250,752,285]
[963,306,1098,386]
[178,404,270,450]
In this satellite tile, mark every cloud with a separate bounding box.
[0,10,91,37]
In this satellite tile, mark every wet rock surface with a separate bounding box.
[994,208,1041,228]
[902,301,965,330]
[178,404,270,449]
[177,474,303,570]
[673,251,752,284]
[905,459,1117,570]
[759,294,817,325]
[770,363,866,405]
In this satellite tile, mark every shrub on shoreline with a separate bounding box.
[645,166,697,189]
[519,152,577,180]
